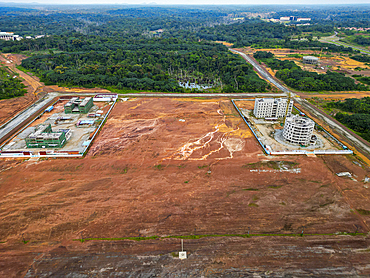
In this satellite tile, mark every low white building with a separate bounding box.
[253,98,293,119]
[0,32,16,41]
[297,18,311,21]
[283,115,315,145]
[303,56,319,64]
[280,17,290,21]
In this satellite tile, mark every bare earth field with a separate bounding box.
[1,98,370,277]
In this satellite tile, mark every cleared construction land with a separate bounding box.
[1,98,370,276]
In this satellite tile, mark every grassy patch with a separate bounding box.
[226,190,236,197]
[198,165,208,169]
[320,201,334,208]
[248,203,259,207]
[184,181,189,184]
[244,161,298,170]
[171,252,179,257]
[154,164,163,170]
[74,231,367,243]
[357,209,370,216]
[120,167,128,174]
[243,188,259,191]
[268,185,283,189]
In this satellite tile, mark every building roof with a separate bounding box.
[285,115,314,128]
[79,97,92,107]
[303,56,319,60]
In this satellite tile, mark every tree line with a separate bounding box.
[0,66,27,99]
[20,38,268,92]
[327,97,370,142]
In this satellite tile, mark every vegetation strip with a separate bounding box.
[74,232,367,243]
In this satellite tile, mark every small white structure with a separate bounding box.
[179,239,187,260]
[93,93,118,102]
[283,115,315,146]
[297,18,311,21]
[254,98,293,119]
[303,56,319,64]
[280,17,290,21]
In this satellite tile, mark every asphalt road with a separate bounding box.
[230,49,292,93]
[320,34,370,55]
[0,93,57,144]
[111,92,288,98]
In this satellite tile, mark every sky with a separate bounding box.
[1,0,370,5]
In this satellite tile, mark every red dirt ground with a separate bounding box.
[1,98,370,276]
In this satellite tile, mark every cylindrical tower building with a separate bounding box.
[283,115,315,145]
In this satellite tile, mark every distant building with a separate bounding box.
[0,32,18,41]
[303,56,319,64]
[25,124,71,148]
[297,18,311,21]
[254,98,293,119]
[64,97,93,114]
[283,115,315,146]
[280,17,290,21]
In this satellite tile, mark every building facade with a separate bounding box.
[64,97,93,114]
[283,115,315,145]
[25,124,71,148]
[253,98,293,119]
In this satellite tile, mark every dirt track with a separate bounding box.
[1,98,370,276]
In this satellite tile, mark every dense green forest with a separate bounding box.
[20,38,268,92]
[353,75,370,86]
[352,36,370,47]
[327,98,370,141]
[0,66,27,99]
[1,5,370,95]
[351,55,370,63]
[253,51,368,91]
[276,68,368,92]
[327,97,370,114]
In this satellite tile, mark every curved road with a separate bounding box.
[320,33,370,55]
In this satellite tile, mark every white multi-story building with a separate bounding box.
[0,32,16,41]
[283,115,315,145]
[253,98,293,119]
[0,32,22,41]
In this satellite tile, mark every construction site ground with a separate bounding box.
[1,98,370,276]
[1,99,112,154]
